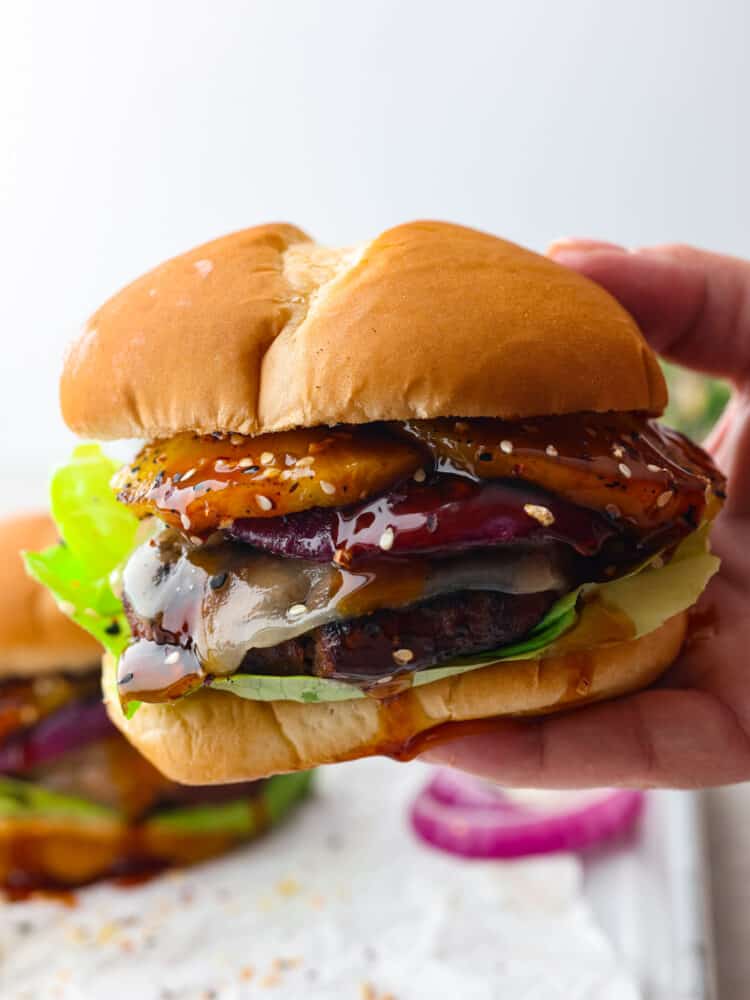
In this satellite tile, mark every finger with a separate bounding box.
[547,241,750,387]
[717,400,750,516]
[420,687,750,789]
[547,238,624,255]
[694,391,750,516]
[702,392,739,458]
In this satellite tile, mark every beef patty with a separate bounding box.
[126,588,557,687]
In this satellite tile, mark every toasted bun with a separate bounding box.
[62,221,666,440]
[103,613,686,784]
[0,513,101,678]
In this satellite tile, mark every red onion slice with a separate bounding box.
[410,769,644,859]
[425,766,519,809]
[230,474,617,564]
[0,699,114,774]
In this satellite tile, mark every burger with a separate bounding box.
[4,513,311,889]
[28,221,725,785]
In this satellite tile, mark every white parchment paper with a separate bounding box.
[0,759,639,999]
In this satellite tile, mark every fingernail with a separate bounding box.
[547,238,627,260]
[420,748,455,765]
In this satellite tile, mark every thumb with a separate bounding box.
[547,240,750,388]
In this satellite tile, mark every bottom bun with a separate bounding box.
[0,815,247,890]
[103,612,687,784]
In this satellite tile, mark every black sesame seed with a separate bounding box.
[155,562,175,584]
[105,621,121,636]
[119,672,134,685]
[242,465,260,474]
[478,451,492,462]
[209,572,228,590]
[154,470,165,487]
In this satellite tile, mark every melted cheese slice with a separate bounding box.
[123,532,570,676]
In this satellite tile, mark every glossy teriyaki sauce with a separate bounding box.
[114,414,724,539]
[114,413,724,706]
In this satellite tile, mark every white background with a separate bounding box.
[1,0,749,511]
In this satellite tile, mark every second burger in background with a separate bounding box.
[3,513,311,890]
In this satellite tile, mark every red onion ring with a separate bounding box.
[0,699,114,774]
[230,474,617,564]
[410,769,644,858]
[424,766,522,809]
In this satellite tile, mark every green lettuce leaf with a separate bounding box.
[210,673,370,703]
[207,526,718,704]
[23,444,139,658]
[0,777,118,823]
[0,772,313,838]
[263,769,314,823]
[146,771,313,835]
[581,520,718,636]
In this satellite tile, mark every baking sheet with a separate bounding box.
[586,789,715,1000]
[0,760,712,999]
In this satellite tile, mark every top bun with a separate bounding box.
[0,513,101,677]
[61,221,666,440]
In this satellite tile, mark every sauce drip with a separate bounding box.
[559,652,597,704]
[386,717,507,761]
[113,866,164,888]
[375,601,636,760]
[549,598,635,705]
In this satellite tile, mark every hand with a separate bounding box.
[422,241,750,788]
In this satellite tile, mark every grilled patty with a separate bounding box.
[126,588,557,686]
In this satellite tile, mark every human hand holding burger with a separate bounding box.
[27,222,727,786]
[425,241,750,788]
